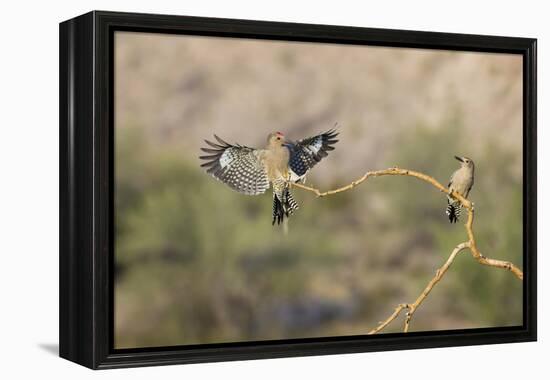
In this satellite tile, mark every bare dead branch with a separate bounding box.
[290,167,523,333]
[402,242,470,332]
[464,207,524,280]
[368,303,409,335]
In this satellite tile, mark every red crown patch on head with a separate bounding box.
[276,131,284,137]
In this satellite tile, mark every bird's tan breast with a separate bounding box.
[262,147,290,181]
[450,168,473,196]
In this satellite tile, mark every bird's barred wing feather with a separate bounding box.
[200,135,270,195]
[448,169,457,188]
[286,129,339,178]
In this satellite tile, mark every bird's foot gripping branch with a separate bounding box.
[290,167,523,334]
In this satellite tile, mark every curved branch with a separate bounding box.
[368,242,469,334]
[464,207,523,280]
[290,167,523,333]
[368,303,409,335]
[291,167,470,206]
[403,242,470,332]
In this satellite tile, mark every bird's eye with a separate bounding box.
[276,137,281,140]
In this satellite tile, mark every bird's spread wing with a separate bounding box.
[200,135,270,195]
[286,129,339,178]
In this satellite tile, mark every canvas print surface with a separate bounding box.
[114,31,523,349]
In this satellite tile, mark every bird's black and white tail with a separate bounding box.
[272,187,299,225]
[446,201,462,223]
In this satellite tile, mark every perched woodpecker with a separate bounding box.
[199,130,339,225]
[446,155,475,223]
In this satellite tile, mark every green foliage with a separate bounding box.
[115,126,352,347]
[382,116,523,331]
[115,119,523,347]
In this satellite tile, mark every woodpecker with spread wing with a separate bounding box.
[446,155,475,223]
[199,129,339,225]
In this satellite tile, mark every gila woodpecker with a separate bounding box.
[200,130,339,225]
[446,155,475,223]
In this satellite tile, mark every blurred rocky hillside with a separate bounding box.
[114,32,523,348]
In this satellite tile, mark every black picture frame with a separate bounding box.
[59,10,537,369]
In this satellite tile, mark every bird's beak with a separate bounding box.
[454,155,464,162]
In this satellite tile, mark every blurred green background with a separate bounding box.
[114,32,523,348]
